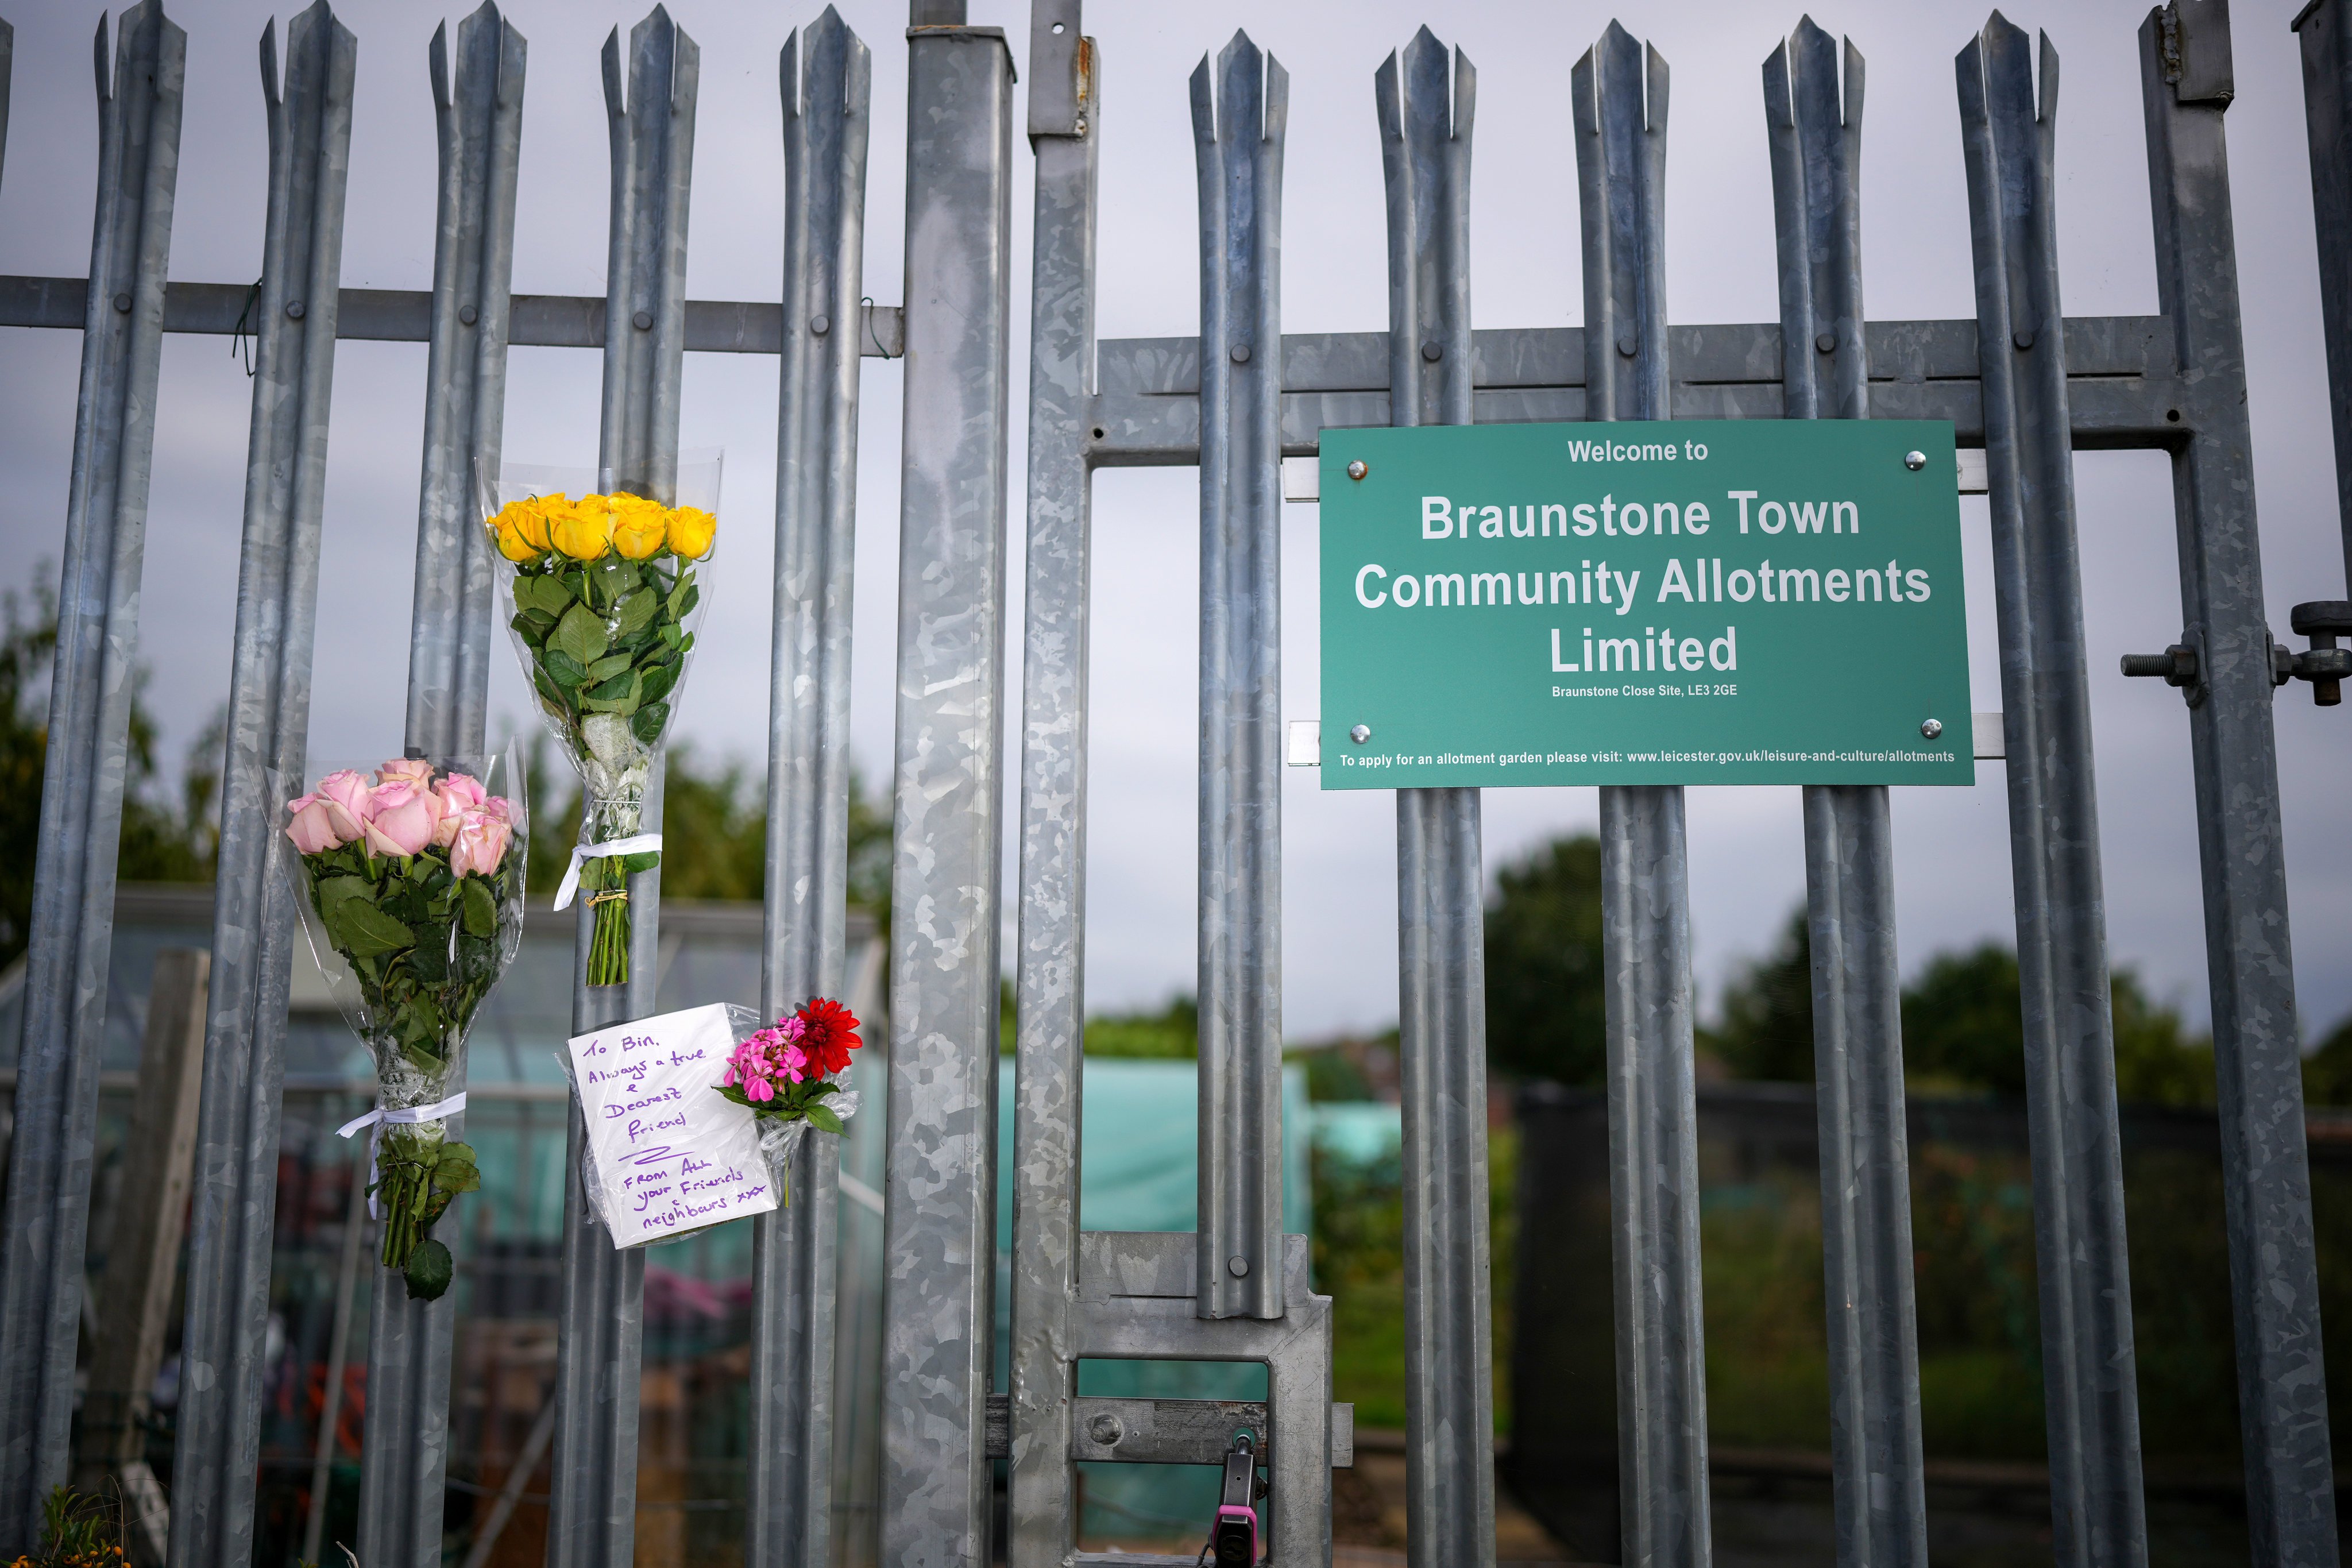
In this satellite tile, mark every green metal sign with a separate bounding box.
[1317,420,1973,789]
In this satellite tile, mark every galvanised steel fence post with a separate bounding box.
[1764,21,1930,1568]
[1007,0,1098,1559]
[2296,0,2352,581]
[1957,18,2147,1568]
[356,9,524,1567]
[1574,23,1710,1568]
[0,19,14,188]
[2139,5,2338,1563]
[546,11,693,1567]
[1192,27,1288,1324]
[880,5,1014,1561]
[401,1,522,763]
[1375,27,1497,1568]
[751,10,870,1566]
[0,3,183,1546]
[172,8,356,1567]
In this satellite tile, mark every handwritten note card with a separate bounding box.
[567,1002,778,1247]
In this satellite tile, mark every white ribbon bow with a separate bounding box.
[551,833,665,911]
[338,1092,470,1221]
[337,1091,469,1141]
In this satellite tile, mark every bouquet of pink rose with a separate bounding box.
[279,752,527,1299]
[712,998,864,1205]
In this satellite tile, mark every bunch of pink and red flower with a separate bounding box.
[286,759,514,872]
[280,759,526,1300]
[717,998,860,1136]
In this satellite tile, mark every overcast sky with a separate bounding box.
[4,0,2349,1045]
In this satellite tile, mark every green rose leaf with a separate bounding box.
[554,603,609,668]
[630,700,671,747]
[581,670,643,716]
[616,587,659,639]
[585,652,634,683]
[335,901,415,959]
[668,575,700,622]
[542,648,589,690]
[461,876,497,939]
[432,1142,482,1194]
[314,875,373,926]
[403,1238,454,1301]
[526,574,576,617]
[407,932,450,984]
[638,662,678,705]
[805,1102,844,1136]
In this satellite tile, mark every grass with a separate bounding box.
[1316,1125,1518,1436]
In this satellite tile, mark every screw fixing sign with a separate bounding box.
[1316,420,1973,788]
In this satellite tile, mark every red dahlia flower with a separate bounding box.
[795,997,862,1076]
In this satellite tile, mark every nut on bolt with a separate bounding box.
[1919,718,1942,739]
[1088,1412,1124,1446]
[1903,450,1926,472]
[1346,459,1368,481]
[2291,600,2352,708]
[1349,724,1371,744]
[2121,644,2200,688]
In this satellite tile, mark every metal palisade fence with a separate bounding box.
[0,3,2347,1568]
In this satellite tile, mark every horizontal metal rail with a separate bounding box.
[980,1393,1354,1467]
[0,273,903,357]
[0,276,2188,451]
[1088,315,2193,458]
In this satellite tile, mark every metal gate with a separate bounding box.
[1,1,2346,1566]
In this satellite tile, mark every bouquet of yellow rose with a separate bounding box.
[483,458,719,985]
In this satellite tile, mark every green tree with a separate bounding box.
[1708,911,2215,1106]
[1082,994,1199,1059]
[1900,941,2211,1104]
[1709,908,1814,1082]
[2,573,223,968]
[1897,943,2023,1094]
[1484,833,1606,1084]
[2300,1009,2352,1107]
[0,582,56,965]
